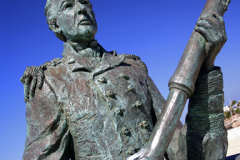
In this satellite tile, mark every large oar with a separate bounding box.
[128,0,231,159]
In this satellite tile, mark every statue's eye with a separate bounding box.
[62,2,73,11]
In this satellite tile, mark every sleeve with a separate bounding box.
[146,75,166,118]
[134,58,165,119]
[23,78,70,160]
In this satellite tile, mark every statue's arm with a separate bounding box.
[146,76,166,119]
[22,78,70,160]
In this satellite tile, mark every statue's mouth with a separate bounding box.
[79,20,92,25]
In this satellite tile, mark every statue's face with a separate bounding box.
[56,0,97,42]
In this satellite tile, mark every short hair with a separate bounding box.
[45,0,67,42]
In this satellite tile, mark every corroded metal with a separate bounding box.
[114,108,125,116]
[139,121,148,129]
[98,77,107,83]
[121,127,130,135]
[133,101,142,108]
[125,54,141,60]
[20,66,45,102]
[127,85,135,92]
[21,0,229,159]
[22,43,169,159]
[128,0,230,159]
[118,73,130,80]
[183,67,228,160]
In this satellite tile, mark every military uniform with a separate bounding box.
[23,43,175,160]
[22,42,228,160]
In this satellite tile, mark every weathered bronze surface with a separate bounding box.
[128,0,230,159]
[21,0,229,159]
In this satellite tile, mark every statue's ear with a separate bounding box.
[48,19,61,32]
[48,19,67,42]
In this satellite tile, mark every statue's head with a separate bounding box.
[45,0,97,43]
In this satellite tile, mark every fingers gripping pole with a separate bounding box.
[169,0,230,96]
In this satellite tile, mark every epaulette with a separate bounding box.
[125,54,148,74]
[40,58,62,68]
[20,57,62,102]
[138,60,148,74]
[125,54,141,60]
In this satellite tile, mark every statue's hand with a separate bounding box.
[195,11,227,72]
[127,148,155,160]
[127,149,144,160]
[20,66,45,102]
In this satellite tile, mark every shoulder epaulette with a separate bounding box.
[125,54,141,60]
[41,58,62,68]
[125,54,148,73]
[138,60,148,74]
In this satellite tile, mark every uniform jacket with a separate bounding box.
[23,43,179,160]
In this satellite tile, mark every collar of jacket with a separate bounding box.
[62,42,125,76]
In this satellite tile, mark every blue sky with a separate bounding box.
[0,0,239,159]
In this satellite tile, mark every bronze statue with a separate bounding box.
[21,0,229,159]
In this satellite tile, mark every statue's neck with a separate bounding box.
[68,41,96,52]
[67,40,102,58]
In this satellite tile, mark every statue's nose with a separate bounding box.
[75,2,86,14]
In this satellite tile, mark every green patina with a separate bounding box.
[21,0,229,159]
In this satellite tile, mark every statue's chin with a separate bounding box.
[65,27,97,43]
[67,35,95,43]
